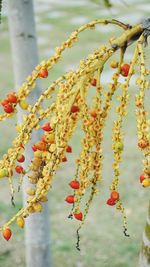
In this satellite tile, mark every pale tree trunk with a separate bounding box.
[8,1,51,267]
[139,202,150,267]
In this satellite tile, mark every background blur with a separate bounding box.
[0,0,150,266]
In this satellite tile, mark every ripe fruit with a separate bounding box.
[74,212,83,221]
[62,156,67,162]
[110,60,118,68]
[7,92,18,103]
[91,78,97,86]
[106,198,116,206]
[66,145,72,153]
[35,141,47,151]
[142,178,150,187]
[0,168,8,178]
[114,141,124,152]
[4,103,14,113]
[19,100,28,110]
[110,191,120,201]
[42,123,52,132]
[38,68,48,78]
[69,180,80,190]
[65,195,75,204]
[15,165,24,174]
[71,105,79,113]
[17,155,25,163]
[138,139,148,149]
[32,145,37,152]
[140,174,145,183]
[1,98,9,106]
[120,63,130,77]
[16,216,25,228]
[89,110,97,118]
[2,228,12,241]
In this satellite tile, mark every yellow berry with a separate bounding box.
[16,216,25,228]
[33,202,43,212]
[34,151,43,158]
[16,124,22,132]
[142,178,150,187]
[110,60,118,68]
[114,141,124,151]
[0,168,8,178]
[26,187,35,196]
[19,100,29,110]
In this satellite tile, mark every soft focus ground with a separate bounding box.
[0,0,150,266]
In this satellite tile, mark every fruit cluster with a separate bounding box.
[0,19,149,250]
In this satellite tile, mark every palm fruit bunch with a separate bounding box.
[0,19,149,249]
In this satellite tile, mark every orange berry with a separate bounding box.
[110,191,120,201]
[2,228,12,241]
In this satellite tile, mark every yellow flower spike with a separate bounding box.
[19,100,29,110]
[16,216,25,229]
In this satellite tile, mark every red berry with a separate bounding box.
[65,195,75,204]
[1,98,9,106]
[41,123,52,132]
[138,139,148,149]
[32,145,37,152]
[71,105,79,113]
[15,165,24,174]
[17,155,25,163]
[35,141,47,151]
[91,78,97,86]
[110,191,120,201]
[66,145,72,153]
[62,156,67,162]
[2,228,12,241]
[38,68,48,78]
[69,180,80,190]
[41,136,48,144]
[4,103,14,113]
[74,212,83,221]
[106,198,116,206]
[121,64,130,77]
[140,174,145,183]
[7,92,18,103]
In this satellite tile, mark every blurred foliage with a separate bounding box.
[90,0,112,8]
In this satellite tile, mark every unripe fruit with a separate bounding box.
[34,150,43,158]
[19,100,28,110]
[16,216,25,228]
[69,180,80,190]
[110,60,118,68]
[15,165,24,174]
[45,133,55,144]
[4,103,14,113]
[17,155,25,163]
[2,228,12,241]
[7,92,18,103]
[74,212,83,221]
[26,187,35,196]
[71,105,79,113]
[38,68,48,78]
[110,191,120,201]
[140,174,145,183]
[106,198,116,206]
[138,139,148,149]
[114,141,124,152]
[16,124,22,132]
[142,178,150,187]
[91,78,97,86]
[0,168,8,178]
[121,63,130,77]
[66,145,72,153]
[65,195,75,204]
[42,123,52,131]
[33,202,43,212]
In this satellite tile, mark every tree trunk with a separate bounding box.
[8,1,51,267]
[139,202,150,267]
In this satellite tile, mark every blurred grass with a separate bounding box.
[0,0,150,266]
